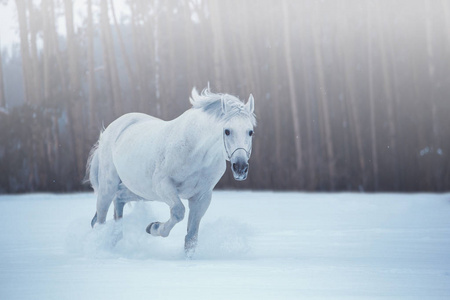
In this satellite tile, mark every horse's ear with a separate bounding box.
[221,96,228,114]
[246,94,255,114]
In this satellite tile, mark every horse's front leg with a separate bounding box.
[185,191,212,254]
[146,181,185,238]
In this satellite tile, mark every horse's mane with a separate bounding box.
[189,87,256,125]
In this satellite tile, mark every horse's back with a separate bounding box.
[109,113,160,136]
[101,113,162,149]
[110,112,165,149]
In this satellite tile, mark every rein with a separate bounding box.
[223,131,252,161]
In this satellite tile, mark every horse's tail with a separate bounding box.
[85,134,101,228]
[83,132,102,192]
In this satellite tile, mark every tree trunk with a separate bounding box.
[29,4,42,104]
[340,13,367,190]
[129,1,148,112]
[41,0,51,101]
[376,2,399,190]
[87,0,96,129]
[15,0,32,104]
[183,1,199,89]
[384,6,404,190]
[153,0,161,114]
[282,0,303,174]
[237,0,259,93]
[312,3,336,190]
[209,1,227,91]
[100,0,122,117]
[367,2,379,191]
[49,0,69,99]
[424,0,442,190]
[267,4,283,188]
[110,0,136,112]
[0,39,5,108]
[64,0,85,182]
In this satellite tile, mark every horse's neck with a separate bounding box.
[173,109,224,157]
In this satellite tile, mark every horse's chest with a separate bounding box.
[175,159,226,199]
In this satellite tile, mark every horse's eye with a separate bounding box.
[249,130,254,137]
[225,129,230,136]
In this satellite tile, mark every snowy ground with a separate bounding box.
[0,191,449,299]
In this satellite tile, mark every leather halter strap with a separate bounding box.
[223,131,252,160]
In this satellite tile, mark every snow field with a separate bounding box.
[0,191,449,299]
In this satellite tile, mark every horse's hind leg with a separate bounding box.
[92,167,121,226]
[113,182,144,220]
[114,200,126,220]
[113,184,126,220]
[95,190,116,225]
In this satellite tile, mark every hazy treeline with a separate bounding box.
[0,0,449,193]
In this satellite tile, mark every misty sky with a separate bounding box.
[0,0,132,52]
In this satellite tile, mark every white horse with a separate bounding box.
[86,87,256,253]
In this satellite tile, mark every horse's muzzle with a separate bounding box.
[232,161,249,181]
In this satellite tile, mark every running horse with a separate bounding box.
[85,87,256,254]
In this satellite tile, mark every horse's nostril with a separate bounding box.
[233,162,249,174]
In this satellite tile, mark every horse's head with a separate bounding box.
[222,94,255,181]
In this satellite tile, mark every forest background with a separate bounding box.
[0,0,449,193]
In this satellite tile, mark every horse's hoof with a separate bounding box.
[184,245,196,259]
[146,223,153,234]
[91,212,98,228]
[146,222,160,235]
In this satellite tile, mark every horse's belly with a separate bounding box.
[112,119,165,199]
[114,158,158,200]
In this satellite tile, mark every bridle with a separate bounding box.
[221,95,253,160]
[223,130,252,161]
